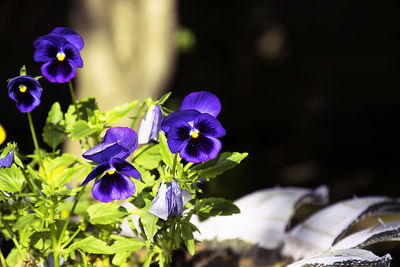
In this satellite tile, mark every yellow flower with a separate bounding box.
[0,124,6,145]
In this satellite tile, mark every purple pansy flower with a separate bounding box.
[7,75,43,113]
[149,180,183,220]
[138,105,163,144]
[33,27,84,83]
[161,91,226,163]
[82,127,141,203]
[0,149,14,169]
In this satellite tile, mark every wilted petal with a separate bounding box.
[81,163,108,185]
[170,180,183,217]
[101,127,138,159]
[82,142,128,164]
[180,91,221,117]
[149,180,183,221]
[161,110,200,133]
[138,105,163,144]
[0,149,14,168]
[92,172,135,203]
[149,182,169,220]
[111,158,141,180]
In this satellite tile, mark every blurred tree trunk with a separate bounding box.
[66,0,177,154]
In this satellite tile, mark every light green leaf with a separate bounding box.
[69,120,102,139]
[191,152,248,179]
[181,222,196,256]
[46,153,79,173]
[159,132,174,167]
[112,251,132,266]
[195,198,240,218]
[54,165,85,189]
[43,103,66,150]
[133,144,162,170]
[156,92,172,105]
[139,199,160,243]
[87,202,128,225]
[13,213,36,230]
[105,100,139,124]
[110,235,145,253]
[70,236,114,254]
[19,65,26,76]
[6,248,21,266]
[0,165,25,192]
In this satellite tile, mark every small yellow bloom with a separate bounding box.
[0,124,6,145]
[61,210,70,218]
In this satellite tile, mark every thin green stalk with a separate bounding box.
[171,153,178,177]
[0,248,7,267]
[21,168,40,194]
[68,81,79,116]
[27,112,47,179]
[58,184,87,247]
[50,203,60,267]
[60,228,82,249]
[1,217,21,251]
[130,102,146,129]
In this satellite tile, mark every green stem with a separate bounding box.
[58,184,87,247]
[61,227,82,249]
[0,248,7,267]
[171,153,178,177]
[21,168,40,194]
[68,80,79,116]
[1,217,21,251]
[130,102,145,129]
[27,113,47,179]
[50,202,60,267]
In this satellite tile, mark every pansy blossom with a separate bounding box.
[7,75,43,113]
[149,180,183,220]
[82,127,141,203]
[33,27,84,83]
[0,149,14,169]
[161,91,226,163]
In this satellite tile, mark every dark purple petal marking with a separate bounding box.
[167,120,191,154]
[180,91,221,117]
[0,149,14,168]
[33,40,60,62]
[194,114,226,138]
[41,60,76,83]
[81,163,108,185]
[64,43,83,67]
[101,127,138,160]
[161,110,200,133]
[181,136,222,163]
[83,142,128,164]
[50,27,84,50]
[111,158,142,180]
[92,172,135,203]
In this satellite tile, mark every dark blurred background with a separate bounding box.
[1,0,400,261]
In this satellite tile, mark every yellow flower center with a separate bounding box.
[19,85,27,93]
[108,169,116,175]
[191,131,199,139]
[57,51,66,61]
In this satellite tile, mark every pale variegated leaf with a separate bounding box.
[282,196,400,260]
[192,185,328,249]
[286,249,391,267]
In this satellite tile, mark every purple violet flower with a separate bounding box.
[33,27,84,83]
[7,75,43,113]
[161,91,226,163]
[138,104,163,144]
[82,127,141,203]
[149,180,183,220]
[0,149,14,169]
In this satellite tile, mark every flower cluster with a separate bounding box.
[33,27,84,83]
[161,91,226,163]
[82,127,141,203]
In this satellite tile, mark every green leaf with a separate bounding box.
[105,100,139,124]
[133,144,162,170]
[70,236,114,254]
[43,102,66,150]
[191,152,248,179]
[69,120,102,139]
[139,199,160,243]
[112,251,132,266]
[0,165,25,192]
[181,222,196,256]
[156,92,172,105]
[87,202,128,225]
[46,153,79,173]
[54,165,85,189]
[159,132,174,167]
[110,235,145,253]
[6,248,21,266]
[13,213,36,230]
[195,198,240,218]
[19,65,26,76]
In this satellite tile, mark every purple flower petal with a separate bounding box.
[161,110,200,133]
[92,172,136,203]
[149,182,169,220]
[33,37,62,62]
[101,127,138,160]
[50,27,84,50]
[41,60,76,83]
[83,142,128,164]
[180,136,222,163]
[111,158,141,180]
[194,114,226,138]
[0,149,14,168]
[81,163,108,185]
[138,105,163,144]
[64,42,83,67]
[167,120,191,154]
[7,76,43,113]
[180,91,221,117]
[170,180,183,217]
[149,180,183,220]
